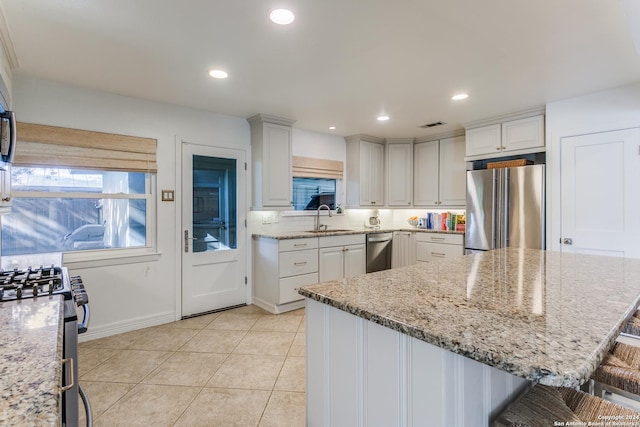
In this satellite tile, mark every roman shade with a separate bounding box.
[292,156,343,180]
[14,122,157,173]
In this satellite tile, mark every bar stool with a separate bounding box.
[593,341,640,402]
[494,383,640,426]
[622,310,640,337]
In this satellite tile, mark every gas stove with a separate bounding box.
[0,264,69,301]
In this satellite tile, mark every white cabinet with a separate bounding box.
[391,231,415,268]
[465,114,544,159]
[253,236,318,313]
[247,114,296,209]
[319,234,366,282]
[0,163,11,214]
[386,140,413,206]
[415,233,464,263]
[413,136,466,207]
[346,135,385,207]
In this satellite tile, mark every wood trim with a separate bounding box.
[292,156,343,179]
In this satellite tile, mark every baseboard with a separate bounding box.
[252,296,305,314]
[78,310,176,342]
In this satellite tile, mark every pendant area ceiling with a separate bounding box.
[1,0,639,138]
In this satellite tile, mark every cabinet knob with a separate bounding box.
[1,197,10,202]
[496,147,501,151]
[501,146,505,149]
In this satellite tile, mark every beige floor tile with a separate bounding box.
[166,312,221,329]
[143,352,227,386]
[80,329,146,349]
[259,391,306,427]
[233,331,295,356]
[288,332,306,357]
[298,315,306,332]
[226,304,271,315]
[251,315,302,332]
[80,349,172,383]
[206,312,260,331]
[94,384,199,427]
[179,329,246,353]
[127,327,199,351]
[274,357,306,393]
[78,347,119,376]
[78,380,136,418]
[207,354,285,390]
[174,388,271,427]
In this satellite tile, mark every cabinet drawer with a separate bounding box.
[279,272,318,304]
[415,232,463,245]
[319,233,366,248]
[279,249,318,277]
[279,237,318,252]
[416,241,463,262]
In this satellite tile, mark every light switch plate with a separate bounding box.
[161,190,175,201]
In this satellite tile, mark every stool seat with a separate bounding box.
[623,311,640,337]
[594,341,640,400]
[494,384,640,426]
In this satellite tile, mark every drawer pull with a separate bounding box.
[293,243,308,247]
[430,236,445,241]
[61,358,74,392]
[431,252,446,257]
[294,261,308,266]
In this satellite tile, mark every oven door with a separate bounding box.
[62,299,79,427]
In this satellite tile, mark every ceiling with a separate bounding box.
[1,0,639,139]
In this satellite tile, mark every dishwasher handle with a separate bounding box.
[367,236,392,243]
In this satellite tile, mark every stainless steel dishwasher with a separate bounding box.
[366,232,393,273]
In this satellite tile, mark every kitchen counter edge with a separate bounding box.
[252,227,464,240]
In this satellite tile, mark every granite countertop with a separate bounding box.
[298,248,640,387]
[253,227,464,239]
[0,296,64,426]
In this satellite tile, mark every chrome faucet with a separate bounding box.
[315,204,333,231]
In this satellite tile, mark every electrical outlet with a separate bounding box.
[262,214,272,224]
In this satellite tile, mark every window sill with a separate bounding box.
[63,248,161,269]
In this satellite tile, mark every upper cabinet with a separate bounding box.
[0,8,17,110]
[414,135,466,207]
[386,139,413,207]
[345,135,385,207]
[247,114,296,209]
[464,110,545,160]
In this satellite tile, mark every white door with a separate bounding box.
[560,128,640,257]
[343,244,366,278]
[182,142,247,317]
[319,246,345,282]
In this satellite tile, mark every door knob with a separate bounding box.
[561,238,573,245]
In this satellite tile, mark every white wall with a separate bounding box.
[546,82,640,251]
[12,75,251,340]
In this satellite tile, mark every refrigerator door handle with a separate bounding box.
[492,169,498,249]
[503,168,511,247]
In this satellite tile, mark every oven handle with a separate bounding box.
[61,358,74,392]
[78,303,90,334]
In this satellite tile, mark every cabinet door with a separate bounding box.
[387,143,412,206]
[392,231,415,268]
[0,163,10,211]
[413,141,439,206]
[415,241,463,262]
[361,141,385,206]
[262,122,292,207]
[344,244,366,278]
[465,124,501,157]
[438,136,466,207]
[319,246,345,282]
[502,115,544,153]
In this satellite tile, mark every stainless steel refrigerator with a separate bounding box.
[465,164,545,252]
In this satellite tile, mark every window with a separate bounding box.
[2,122,158,257]
[2,167,153,255]
[292,177,336,210]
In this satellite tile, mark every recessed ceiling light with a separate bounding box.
[328,126,336,130]
[208,69,228,79]
[451,93,468,101]
[377,115,390,121]
[269,9,295,25]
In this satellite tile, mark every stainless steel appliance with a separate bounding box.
[366,232,393,273]
[465,164,545,252]
[0,254,92,426]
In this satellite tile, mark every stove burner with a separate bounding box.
[0,265,66,301]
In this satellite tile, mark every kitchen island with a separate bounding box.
[298,248,640,426]
[0,296,64,426]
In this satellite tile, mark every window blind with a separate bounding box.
[292,156,343,180]
[14,122,158,173]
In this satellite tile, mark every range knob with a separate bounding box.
[16,285,22,299]
[48,280,54,295]
[32,284,38,297]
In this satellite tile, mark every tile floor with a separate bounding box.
[78,305,306,427]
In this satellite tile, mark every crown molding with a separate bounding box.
[246,113,296,127]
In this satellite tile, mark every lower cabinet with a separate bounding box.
[415,233,464,263]
[319,234,366,282]
[253,236,319,314]
[391,231,415,268]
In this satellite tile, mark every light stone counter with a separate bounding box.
[299,248,640,387]
[0,296,64,426]
[253,227,464,240]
